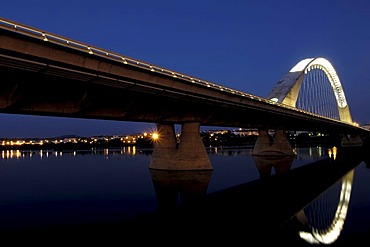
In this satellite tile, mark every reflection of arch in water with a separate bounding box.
[297,169,354,244]
[252,155,294,178]
[150,169,213,210]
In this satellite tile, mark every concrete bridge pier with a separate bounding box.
[252,129,295,156]
[149,123,177,169]
[149,122,212,170]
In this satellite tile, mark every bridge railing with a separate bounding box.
[0,18,361,128]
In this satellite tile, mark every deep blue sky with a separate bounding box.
[1,0,370,138]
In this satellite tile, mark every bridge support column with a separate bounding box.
[149,123,177,169]
[149,122,212,170]
[252,129,295,156]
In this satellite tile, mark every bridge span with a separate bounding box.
[0,18,369,170]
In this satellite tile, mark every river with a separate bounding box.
[0,145,368,246]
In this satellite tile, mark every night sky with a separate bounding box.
[1,0,370,138]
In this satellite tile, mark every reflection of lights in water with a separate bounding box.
[328,146,337,160]
[120,146,137,156]
[298,169,354,244]
[2,150,22,159]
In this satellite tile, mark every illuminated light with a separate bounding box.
[121,57,128,64]
[172,72,177,78]
[42,33,48,41]
[152,132,159,140]
[87,47,93,54]
[150,66,155,72]
[270,97,279,102]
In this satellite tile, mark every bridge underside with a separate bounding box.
[0,61,292,129]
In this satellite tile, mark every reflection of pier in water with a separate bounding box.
[252,155,294,178]
[150,169,213,211]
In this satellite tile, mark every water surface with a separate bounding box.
[0,146,368,246]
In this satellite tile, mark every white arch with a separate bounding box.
[290,57,347,108]
[267,57,352,123]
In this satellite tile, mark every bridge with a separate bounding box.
[0,18,369,170]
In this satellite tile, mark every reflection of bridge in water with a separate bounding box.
[144,147,364,245]
[297,168,354,245]
[0,146,365,245]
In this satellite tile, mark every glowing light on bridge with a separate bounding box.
[270,97,278,103]
[42,32,48,42]
[152,132,159,141]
